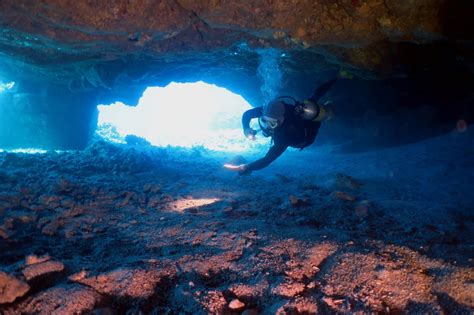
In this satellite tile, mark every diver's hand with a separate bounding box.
[243,128,257,140]
[223,163,252,175]
[238,164,251,176]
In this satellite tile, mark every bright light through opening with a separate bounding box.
[0,81,15,93]
[96,81,269,151]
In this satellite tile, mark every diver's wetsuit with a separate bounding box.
[241,78,337,172]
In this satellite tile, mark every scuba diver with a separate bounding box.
[224,77,338,175]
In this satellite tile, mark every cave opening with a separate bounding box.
[1,1,473,313]
[96,81,270,152]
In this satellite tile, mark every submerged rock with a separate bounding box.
[11,284,102,314]
[0,271,30,304]
[22,260,65,283]
[229,298,246,311]
[74,266,177,302]
[25,254,51,266]
[0,225,11,239]
[332,191,357,202]
[335,174,362,190]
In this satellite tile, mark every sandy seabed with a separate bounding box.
[0,129,473,314]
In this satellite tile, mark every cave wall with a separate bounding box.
[0,85,97,150]
[0,0,472,150]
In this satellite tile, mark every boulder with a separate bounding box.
[22,260,65,283]
[229,298,246,311]
[0,271,30,304]
[75,266,177,301]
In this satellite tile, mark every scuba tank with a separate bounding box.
[297,100,320,121]
[268,96,327,121]
[296,99,334,122]
[257,96,333,137]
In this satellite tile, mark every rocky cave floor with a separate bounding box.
[0,129,473,314]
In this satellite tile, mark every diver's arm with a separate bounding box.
[242,107,263,130]
[309,78,338,103]
[245,142,288,172]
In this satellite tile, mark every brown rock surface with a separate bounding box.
[25,254,51,266]
[0,271,30,304]
[75,266,176,300]
[228,298,246,311]
[0,0,471,92]
[22,260,65,282]
[10,284,102,314]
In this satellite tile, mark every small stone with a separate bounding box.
[306,281,317,289]
[42,219,61,236]
[289,195,299,206]
[22,260,65,282]
[0,271,30,304]
[30,204,45,211]
[229,298,246,311]
[0,226,10,239]
[17,214,38,224]
[335,173,361,190]
[69,270,88,282]
[322,296,345,308]
[25,254,51,266]
[332,191,356,202]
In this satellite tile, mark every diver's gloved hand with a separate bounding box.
[243,128,257,140]
[223,163,252,175]
[238,164,252,176]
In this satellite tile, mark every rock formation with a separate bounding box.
[0,0,472,149]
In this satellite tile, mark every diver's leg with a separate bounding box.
[309,78,338,103]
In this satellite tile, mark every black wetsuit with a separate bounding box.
[241,78,337,172]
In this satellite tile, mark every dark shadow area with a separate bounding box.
[316,43,474,153]
[435,292,474,315]
[439,0,474,40]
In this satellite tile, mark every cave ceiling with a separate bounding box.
[0,0,473,104]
